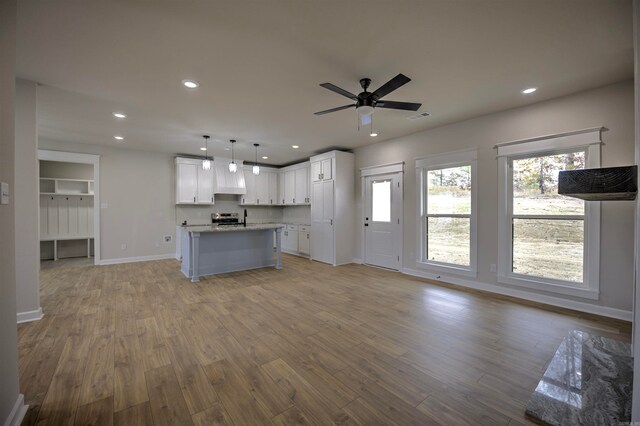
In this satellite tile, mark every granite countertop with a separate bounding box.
[188,224,284,233]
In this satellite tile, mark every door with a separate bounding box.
[321,158,332,180]
[311,161,322,182]
[285,170,295,204]
[364,173,402,270]
[255,172,269,205]
[242,169,256,205]
[268,172,278,205]
[311,180,334,264]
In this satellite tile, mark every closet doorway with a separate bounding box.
[38,150,101,266]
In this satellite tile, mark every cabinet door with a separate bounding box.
[196,166,214,204]
[177,162,197,204]
[285,170,296,204]
[278,172,286,205]
[255,172,270,205]
[298,231,310,255]
[311,182,323,261]
[311,161,322,182]
[242,170,256,205]
[321,158,333,180]
[268,172,278,205]
[294,167,308,204]
[322,180,334,263]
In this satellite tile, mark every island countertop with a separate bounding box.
[187,224,284,234]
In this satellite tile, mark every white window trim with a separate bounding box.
[496,128,602,300]
[416,149,478,277]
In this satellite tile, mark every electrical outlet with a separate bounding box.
[164,235,172,243]
[1,182,9,205]
[121,243,127,250]
[490,264,497,273]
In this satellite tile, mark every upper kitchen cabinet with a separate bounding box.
[241,167,279,205]
[175,157,215,205]
[310,151,354,266]
[311,157,333,182]
[280,161,310,205]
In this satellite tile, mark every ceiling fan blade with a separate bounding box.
[372,74,411,99]
[376,100,422,111]
[319,83,358,100]
[314,104,355,115]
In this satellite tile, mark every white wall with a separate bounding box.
[632,0,640,422]
[355,80,635,312]
[15,79,41,322]
[0,0,25,424]
[39,160,93,180]
[39,140,177,261]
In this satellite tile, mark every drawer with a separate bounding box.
[299,225,310,232]
[286,224,298,231]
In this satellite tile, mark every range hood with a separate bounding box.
[558,165,637,201]
[213,157,246,195]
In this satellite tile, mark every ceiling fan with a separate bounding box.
[314,73,422,119]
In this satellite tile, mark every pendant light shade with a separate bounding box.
[202,135,211,170]
[253,143,260,175]
[228,140,237,173]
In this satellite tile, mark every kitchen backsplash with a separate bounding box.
[175,194,311,225]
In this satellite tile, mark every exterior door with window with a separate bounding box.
[364,173,402,270]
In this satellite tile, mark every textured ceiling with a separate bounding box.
[17,0,633,165]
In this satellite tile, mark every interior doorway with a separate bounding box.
[38,150,101,265]
[362,166,403,270]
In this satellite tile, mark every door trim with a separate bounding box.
[38,149,101,265]
[360,164,403,270]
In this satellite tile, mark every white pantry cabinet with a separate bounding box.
[175,157,215,205]
[310,150,354,266]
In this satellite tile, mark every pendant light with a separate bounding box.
[253,143,260,175]
[228,140,237,173]
[202,135,211,170]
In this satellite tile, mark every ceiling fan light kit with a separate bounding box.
[315,73,422,132]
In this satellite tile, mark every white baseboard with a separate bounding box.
[4,394,27,426]
[351,258,363,264]
[16,307,43,324]
[98,253,176,266]
[402,267,632,322]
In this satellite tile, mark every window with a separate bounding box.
[497,128,601,299]
[371,180,391,222]
[416,150,477,276]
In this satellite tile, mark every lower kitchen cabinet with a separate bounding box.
[281,224,310,257]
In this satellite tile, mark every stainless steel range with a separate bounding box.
[211,212,240,226]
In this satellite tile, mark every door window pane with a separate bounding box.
[372,180,391,222]
[512,219,584,283]
[426,217,470,266]
[513,152,585,215]
[427,166,471,214]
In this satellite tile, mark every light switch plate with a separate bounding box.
[1,182,8,205]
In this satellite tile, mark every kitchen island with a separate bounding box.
[181,224,283,282]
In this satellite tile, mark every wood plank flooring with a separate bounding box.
[19,255,631,425]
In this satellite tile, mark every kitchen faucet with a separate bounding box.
[243,209,247,227]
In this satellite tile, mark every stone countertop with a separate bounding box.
[187,224,284,234]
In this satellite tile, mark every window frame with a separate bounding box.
[416,149,478,277]
[496,128,602,299]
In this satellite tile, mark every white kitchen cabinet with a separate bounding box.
[283,225,298,253]
[268,172,279,205]
[311,158,332,182]
[310,151,354,265]
[175,157,215,205]
[242,167,279,205]
[278,172,286,205]
[284,170,295,205]
[298,225,310,255]
[295,166,309,204]
[241,168,256,205]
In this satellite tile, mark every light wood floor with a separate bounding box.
[19,255,630,425]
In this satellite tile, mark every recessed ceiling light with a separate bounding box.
[182,79,199,89]
[224,147,230,151]
[370,132,378,137]
[292,145,299,149]
[521,87,537,94]
[262,156,269,160]
[200,147,207,151]
[114,136,124,141]
[112,112,127,119]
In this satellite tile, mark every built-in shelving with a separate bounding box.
[39,177,94,196]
